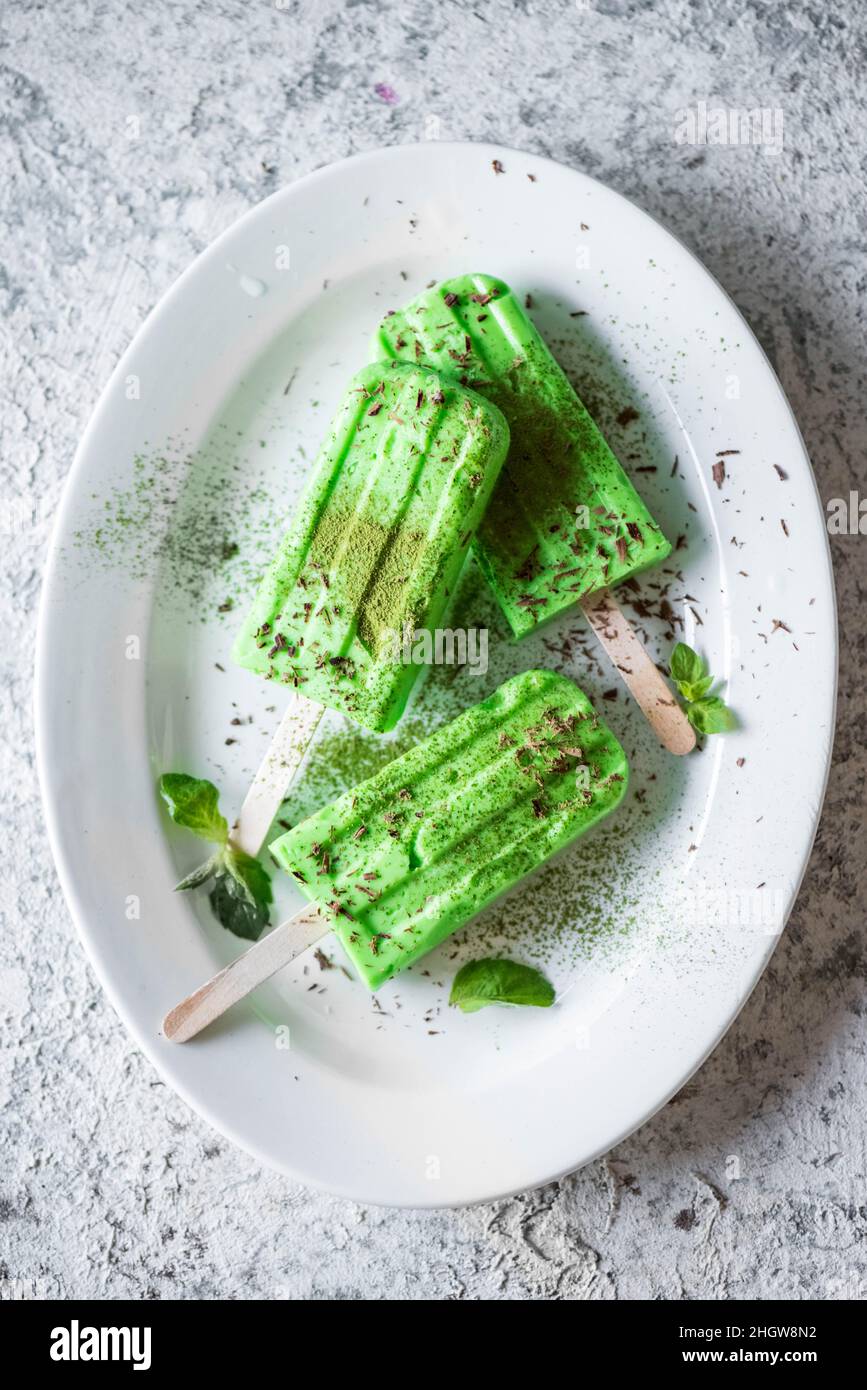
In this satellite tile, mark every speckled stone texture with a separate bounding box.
[2,0,865,1301]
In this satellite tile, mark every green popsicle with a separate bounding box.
[270,669,628,990]
[373,274,671,639]
[233,361,509,731]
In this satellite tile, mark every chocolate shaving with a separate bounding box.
[515,545,540,582]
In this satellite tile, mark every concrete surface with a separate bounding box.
[2,0,865,1300]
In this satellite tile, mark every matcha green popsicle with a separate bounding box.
[373,274,671,639]
[270,669,628,990]
[233,361,509,731]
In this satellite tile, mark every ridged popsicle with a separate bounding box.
[233,360,510,730]
[373,274,671,638]
[270,669,628,989]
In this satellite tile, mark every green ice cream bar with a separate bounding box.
[373,273,672,639]
[233,361,509,731]
[270,669,628,990]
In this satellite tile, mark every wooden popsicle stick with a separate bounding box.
[163,905,328,1043]
[230,694,324,857]
[166,696,326,1043]
[580,588,696,756]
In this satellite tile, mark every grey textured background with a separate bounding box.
[2,0,865,1300]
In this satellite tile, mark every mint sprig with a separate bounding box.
[669,643,737,736]
[449,958,555,1014]
[158,773,272,941]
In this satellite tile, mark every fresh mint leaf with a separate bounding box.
[224,847,273,912]
[669,642,706,693]
[687,696,737,735]
[174,852,222,891]
[159,774,228,844]
[449,958,555,1014]
[178,847,272,941]
[209,863,271,941]
[679,674,713,703]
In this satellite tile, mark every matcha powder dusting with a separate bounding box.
[307,508,428,652]
[73,440,285,619]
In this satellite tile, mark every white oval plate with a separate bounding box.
[37,143,835,1207]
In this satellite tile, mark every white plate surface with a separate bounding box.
[37,142,836,1206]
